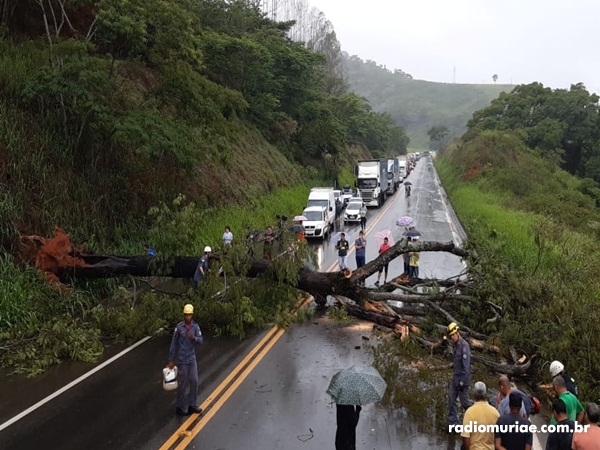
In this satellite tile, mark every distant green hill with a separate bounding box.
[344,54,513,148]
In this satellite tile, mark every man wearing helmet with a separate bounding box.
[167,304,204,416]
[193,246,212,290]
[447,322,472,430]
[550,360,578,397]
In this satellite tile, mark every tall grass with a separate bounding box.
[436,152,600,400]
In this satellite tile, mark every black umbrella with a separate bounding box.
[404,229,422,238]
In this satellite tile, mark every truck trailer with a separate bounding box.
[397,155,407,181]
[386,158,399,195]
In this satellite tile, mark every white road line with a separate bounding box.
[533,432,543,450]
[0,334,154,432]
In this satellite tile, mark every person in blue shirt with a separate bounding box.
[167,304,204,416]
[447,322,472,429]
[144,244,156,256]
[355,231,366,270]
[193,246,211,290]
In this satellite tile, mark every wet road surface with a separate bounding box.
[0,156,468,449]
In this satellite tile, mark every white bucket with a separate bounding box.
[163,366,178,391]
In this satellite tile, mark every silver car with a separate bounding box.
[343,201,363,224]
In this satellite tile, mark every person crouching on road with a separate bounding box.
[447,322,472,430]
[167,304,204,416]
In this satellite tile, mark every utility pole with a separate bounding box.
[453,66,456,84]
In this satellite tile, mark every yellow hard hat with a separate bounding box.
[183,304,194,314]
[447,322,459,336]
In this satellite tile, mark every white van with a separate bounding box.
[307,188,335,230]
[302,206,331,239]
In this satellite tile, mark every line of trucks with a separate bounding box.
[299,156,409,239]
[355,156,408,207]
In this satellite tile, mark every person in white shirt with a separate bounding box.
[222,226,233,247]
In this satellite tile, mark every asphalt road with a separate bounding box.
[0,156,468,450]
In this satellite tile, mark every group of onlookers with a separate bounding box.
[335,228,421,286]
[448,321,600,449]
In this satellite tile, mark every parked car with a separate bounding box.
[344,201,363,224]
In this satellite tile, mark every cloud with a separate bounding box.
[309,0,600,92]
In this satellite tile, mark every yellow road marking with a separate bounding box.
[159,297,311,450]
[160,191,400,448]
[173,327,287,449]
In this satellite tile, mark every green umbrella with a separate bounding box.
[326,365,387,405]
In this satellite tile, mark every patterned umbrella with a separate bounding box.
[326,365,387,405]
[396,216,413,227]
[374,229,395,246]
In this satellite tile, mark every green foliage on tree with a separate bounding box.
[427,125,449,151]
[437,138,600,401]
[466,82,600,180]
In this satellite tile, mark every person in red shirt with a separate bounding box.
[374,237,391,286]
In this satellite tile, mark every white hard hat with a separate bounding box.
[550,360,564,377]
[204,246,212,253]
[163,366,178,391]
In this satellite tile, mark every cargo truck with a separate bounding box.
[397,155,407,181]
[356,159,387,207]
[306,188,336,232]
[386,158,399,195]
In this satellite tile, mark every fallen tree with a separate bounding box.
[17,228,534,378]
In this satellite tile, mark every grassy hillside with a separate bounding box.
[437,132,600,400]
[344,54,512,148]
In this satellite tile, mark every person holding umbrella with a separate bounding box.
[327,365,387,450]
[336,404,362,450]
[408,238,420,279]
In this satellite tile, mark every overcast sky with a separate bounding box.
[309,0,600,93]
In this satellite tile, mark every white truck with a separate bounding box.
[306,188,335,233]
[386,158,399,195]
[302,206,331,240]
[397,155,407,181]
[356,159,387,207]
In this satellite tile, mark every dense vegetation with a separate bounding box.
[0,0,408,374]
[343,54,512,148]
[436,81,600,401]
